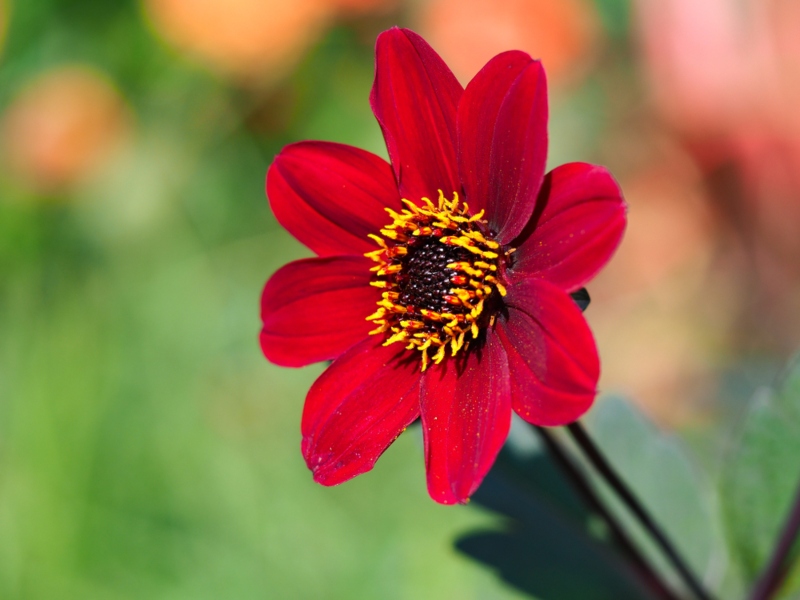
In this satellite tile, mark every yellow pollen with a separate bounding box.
[364,190,512,371]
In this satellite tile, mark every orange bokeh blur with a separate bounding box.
[143,0,395,83]
[0,66,130,193]
[143,0,334,81]
[418,0,600,86]
[334,0,397,14]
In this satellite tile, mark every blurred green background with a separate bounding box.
[2,0,800,598]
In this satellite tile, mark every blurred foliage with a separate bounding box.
[457,420,656,600]
[721,359,800,599]
[584,397,727,597]
[592,0,629,39]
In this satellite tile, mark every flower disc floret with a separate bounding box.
[365,190,509,370]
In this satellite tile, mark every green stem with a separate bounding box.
[566,422,715,600]
[534,425,680,600]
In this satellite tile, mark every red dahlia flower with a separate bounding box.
[260,27,626,504]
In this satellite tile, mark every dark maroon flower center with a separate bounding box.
[364,191,509,370]
[396,236,472,313]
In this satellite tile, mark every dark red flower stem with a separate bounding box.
[534,426,680,600]
[748,475,800,600]
[566,422,715,600]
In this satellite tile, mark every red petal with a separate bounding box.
[260,256,378,367]
[458,54,548,244]
[370,27,463,202]
[496,278,599,427]
[420,333,512,504]
[267,141,401,257]
[302,336,422,486]
[511,163,627,291]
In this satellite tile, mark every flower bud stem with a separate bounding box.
[534,425,679,600]
[566,422,715,600]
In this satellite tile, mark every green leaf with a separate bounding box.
[721,357,800,597]
[584,396,725,595]
[458,447,660,600]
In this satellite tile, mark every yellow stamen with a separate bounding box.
[383,331,408,346]
[363,190,512,371]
